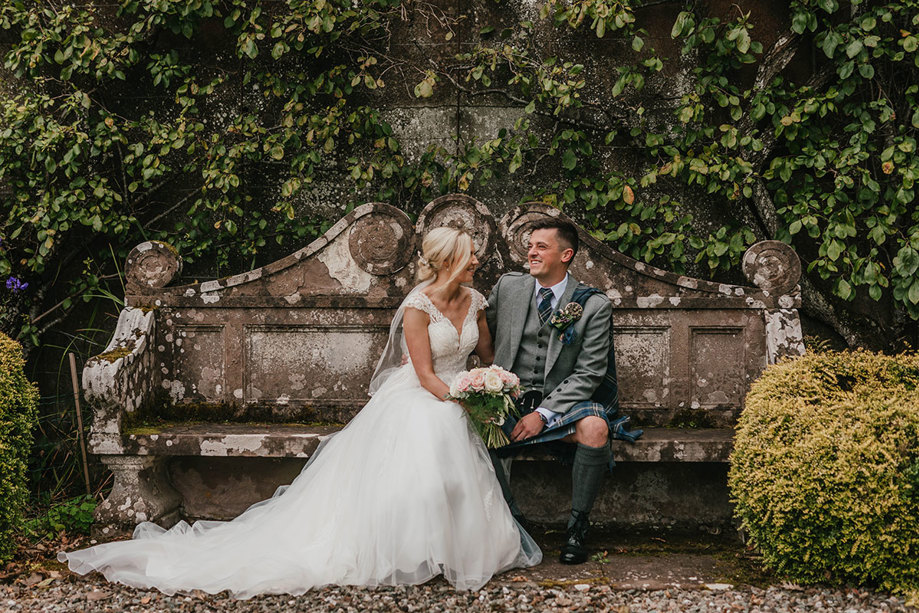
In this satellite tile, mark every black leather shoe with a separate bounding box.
[559,510,590,565]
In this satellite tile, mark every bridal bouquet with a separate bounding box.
[448,366,522,448]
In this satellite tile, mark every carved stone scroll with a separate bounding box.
[125,241,182,289]
[415,194,496,263]
[501,205,563,265]
[742,240,801,295]
[347,205,414,275]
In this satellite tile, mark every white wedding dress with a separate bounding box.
[59,288,541,598]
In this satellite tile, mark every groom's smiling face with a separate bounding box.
[527,228,573,285]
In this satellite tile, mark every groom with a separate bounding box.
[486,217,615,565]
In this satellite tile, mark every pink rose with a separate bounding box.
[469,370,486,391]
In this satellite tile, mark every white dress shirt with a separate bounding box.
[533,275,568,427]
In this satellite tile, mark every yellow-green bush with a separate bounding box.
[0,333,38,563]
[729,350,919,595]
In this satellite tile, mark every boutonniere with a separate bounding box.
[549,302,583,344]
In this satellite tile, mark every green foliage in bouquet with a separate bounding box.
[0,332,39,563]
[462,393,519,450]
[729,349,919,596]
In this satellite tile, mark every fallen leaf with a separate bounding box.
[86,590,109,601]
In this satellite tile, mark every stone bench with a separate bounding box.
[83,194,804,537]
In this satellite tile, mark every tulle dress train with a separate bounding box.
[58,289,541,598]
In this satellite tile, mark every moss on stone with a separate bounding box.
[124,420,346,435]
[93,340,136,363]
[667,408,718,429]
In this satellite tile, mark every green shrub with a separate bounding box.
[729,350,919,595]
[25,495,97,541]
[0,332,39,563]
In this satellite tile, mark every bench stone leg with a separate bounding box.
[92,456,182,539]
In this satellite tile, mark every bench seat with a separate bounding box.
[122,423,734,463]
[84,197,803,534]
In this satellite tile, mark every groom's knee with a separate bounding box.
[574,416,609,447]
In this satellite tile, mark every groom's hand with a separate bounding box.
[510,412,545,442]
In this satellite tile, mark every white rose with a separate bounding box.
[449,376,462,398]
[484,371,503,393]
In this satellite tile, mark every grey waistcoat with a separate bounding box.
[513,296,552,393]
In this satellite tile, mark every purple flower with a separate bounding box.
[5,277,28,293]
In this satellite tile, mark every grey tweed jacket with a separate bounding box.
[485,272,612,415]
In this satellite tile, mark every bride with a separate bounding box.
[58,227,542,598]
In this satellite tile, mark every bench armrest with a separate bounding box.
[82,307,159,454]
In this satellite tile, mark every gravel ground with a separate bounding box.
[4,575,916,612]
[4,531,916,612]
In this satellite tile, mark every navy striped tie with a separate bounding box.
[537,287,554,325]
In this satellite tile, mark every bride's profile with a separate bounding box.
[58,226,542,599]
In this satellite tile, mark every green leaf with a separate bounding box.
[509,147,522,174]
[910,280,919,305]
[414,79,433,98]
[837,278,852,300]
[241,38,257,59]
[632,36,644,52]
[858,63,874,79]
[894,246,919,277]
[671,11,692,38]
[736,29,751,54]
[561,148,577,170]
[846,39,863,59]
[822,32,840,58]
[791,12,808,34]
[838,61,854,79]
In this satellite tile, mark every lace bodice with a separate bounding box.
[403,289,487,380]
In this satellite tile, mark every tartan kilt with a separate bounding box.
[500,400,609,450]
[496,399,642,470]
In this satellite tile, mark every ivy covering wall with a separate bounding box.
[1,0,918,351]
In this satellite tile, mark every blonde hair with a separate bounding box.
[416,227,474,288]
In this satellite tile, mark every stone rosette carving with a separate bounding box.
[742,241,801,295]
[348,207,414,274]
[125,241,182,289]
[415,194,496,263]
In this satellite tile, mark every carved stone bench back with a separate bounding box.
[123,195,803,428]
